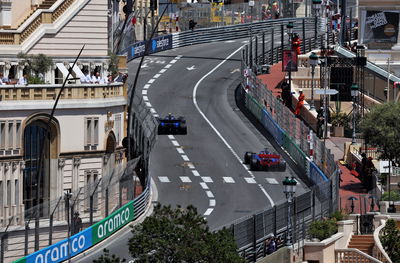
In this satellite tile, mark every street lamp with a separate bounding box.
[249,0,255,24]
[351,84,359,145]
[309,52,319,110]
[283,176,297,247]
[287,22,294,95]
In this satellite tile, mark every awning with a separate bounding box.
[56,63,69,77]
[69,63,85,78]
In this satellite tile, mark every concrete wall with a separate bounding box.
[257,247,291,263]
[29,0,109,56]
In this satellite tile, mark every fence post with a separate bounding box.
[274,205,277,237]
[271,28,274,64]
[0,234,6,263]
[281,24,284,53]
[49,214,53,245]
[314,16,317,48]
[312,189,315,221]
[253,214,257,262]
[90,195,94,225]
[262,32,265,64]
[255,35,258,65]
[302,19,306,54]
[105,187,109,217]
[250,34,253,69]
[24,222,29,255]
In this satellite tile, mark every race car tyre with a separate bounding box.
[250,158,259,171]
[244,152,253,164]
[180,124,187,135]
[157,125,166,135]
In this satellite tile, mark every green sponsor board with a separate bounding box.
[13,257,26,263]
[92,200,135,244]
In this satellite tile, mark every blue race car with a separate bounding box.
[157,114,187,135]
[244,148,286,171]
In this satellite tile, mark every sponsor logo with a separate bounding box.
[92,201,134,244]
[25,229,92,263]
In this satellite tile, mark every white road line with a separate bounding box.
[153,114,159,118]
[145,102,152,107]
[150,108,156,114]
[192,45,275,207]
[148,79,155,83]
[143,96,149,101]
[180,176,192,183]
[165,64,172,68]
[187,163,195,169]
[176,147,185,154]
[153,74,161,79]
[176,55,183,59]
[223,177,235,183]
[202,177,213,183]
[143,84,150,89]
[206,191,214,198]
[181,155,190,161]
[209,199,216,206]
[159,69,167,73]
[167,135,175,140]
[244,177,257,184]
[171,140,180,146]
[158,176,170,183]
[204,208,213,216]
[266,178,279,184]
[142,90,148,95]
[170,59,177,64]
[200,182,208,189]
[192,170,200,177]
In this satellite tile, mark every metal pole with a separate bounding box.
[340,0,346,46]
[0,235,4,263]
[249,30,253,69]
[311,65,315,110]
[286,194,292,246]
[387,58,391,103]
[271,28,274,64]
[255,35,258,65]
[24,222,29,255]
[262,32,265,64]
[323,57,328,139]
[351,94,357,144]
[90,196,94,225]
[105,188,109,216]
[302,19,306,54]
[253,214,257,262]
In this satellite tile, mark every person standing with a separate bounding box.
[292,33,302,55]
[72,212,82,235]
[316,107,324,138]
[17,74,28,85]
[294,89,305,116]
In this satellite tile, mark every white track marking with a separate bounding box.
[171,140,180,147]
[266,178,279,184]
[153,114,159,118]
[244,177,257,184]
[187,163,195,169]
[158,176,170,183]
[209,199,216,206]
[180,176,192,183]
[191,170,200,177]
[181,155,190,161]
[223,177,235,183]
[145,102,152,107]
[159,69,167,73]
[150,108,156,114]
[167,135,175,140]
[142,90,148,95]
[143,84,150,89]
[200,182,209,189]
[204,208,213,216]
[206,191,214,198]
[153,74,161,78]
[176,147,185,154]
[170,59,177,64]
[148,79,155,83]
[165,64,172,68]
[202,177,213,183]
[143,96,148,101]
[192,45,275,207]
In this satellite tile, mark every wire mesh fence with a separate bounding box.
[0,157,142,262]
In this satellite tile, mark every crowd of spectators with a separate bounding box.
[80,70,128,84]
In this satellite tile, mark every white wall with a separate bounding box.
[11,0,31,28]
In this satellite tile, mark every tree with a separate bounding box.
[108,51,119,77]
[128,204,245,263]
[93,248,125,263]
[17,52,53,83]
[380,219,400,262]
[360,102,400,166]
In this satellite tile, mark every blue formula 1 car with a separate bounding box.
[244,148,286,171]
[157,114,187,135]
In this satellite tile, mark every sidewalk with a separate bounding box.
[258,63,367,214]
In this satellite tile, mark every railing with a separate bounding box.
[0,0,78,45]
[0,83,125,101]
[336,248,384,263]
[372,219,393,263]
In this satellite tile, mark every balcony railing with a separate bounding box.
[0,83,125,101]
[335,248,383,263]
[373,219,393,263]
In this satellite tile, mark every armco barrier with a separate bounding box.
[13,181,150,263]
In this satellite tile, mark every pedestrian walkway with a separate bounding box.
[258,62,366,214]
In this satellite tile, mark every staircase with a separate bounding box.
[348,235,375,255]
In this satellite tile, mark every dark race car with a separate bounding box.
[157,114,187,135]
[243,148,286,171]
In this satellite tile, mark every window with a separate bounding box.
[0,120,22,155]
[114,114,121,144]
[84,117,99,150]
[85,171,99,210]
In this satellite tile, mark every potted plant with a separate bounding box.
[308,218,338,241]
[330,112,348,137]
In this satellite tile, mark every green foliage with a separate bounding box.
[380,219,400,262]
[27,76,45,84]
[128,204,245,263]
[330,210,344,221]
[17,52,53,78]
[93,248,125,263]
[360,103,400,164]
[108,51,119,76]
[330,112,349,127]
[308,218,338,241]
[381,190,400,201]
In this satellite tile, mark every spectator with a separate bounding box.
[114,72,124,82]
[189,19,197,31]
[276,95,284,104]
[2,73,9,84]
[81,70,92,84]
[0,73,6,85]
[292,33,302,55]
[267,236,277,254]
[351,42,358,53]
[92,72,102,84]
[18,74,28,85]
[294,89,305,116]
[272,1,280,19]
[316,106,325,138]
[281,80,291,107]
[72,212,82,235]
